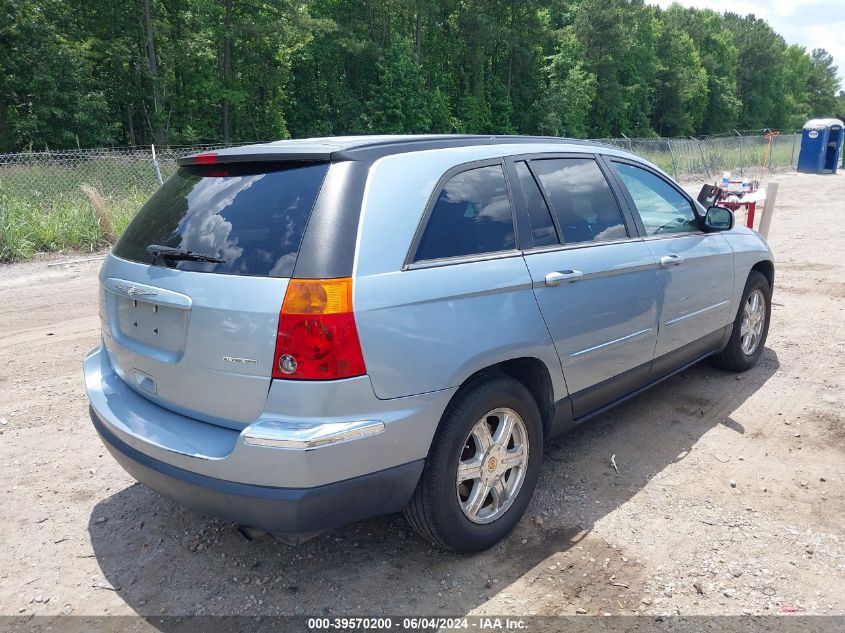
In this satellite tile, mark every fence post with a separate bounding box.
[692,136,710,179]
[734,130,744,177]
[767,132,775,170]
[151,144,164,186]
[621,132,633,152]
[758,182,779,239]
[791,132,798,169]
[667,139,680,181]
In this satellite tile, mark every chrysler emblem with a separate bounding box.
[115,283,158,298]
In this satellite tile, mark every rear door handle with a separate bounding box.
[545,270,584,287]
[659,255,685,268]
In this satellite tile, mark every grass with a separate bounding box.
[0,160,155,262]
[0,188,144,262]
[0,185,148,262]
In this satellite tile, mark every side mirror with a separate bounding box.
[703,205,734,231]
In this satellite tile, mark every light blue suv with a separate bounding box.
[84,135,774,552]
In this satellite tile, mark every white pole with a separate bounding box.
[151,143,164,186]
[758,181,779,239]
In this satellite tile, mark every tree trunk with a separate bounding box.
[142,0,165,145]
[221,0,233,144]
[506,0,516,95]
[126,104,136,145]
[0,95,9,152]
[414,4,422,61]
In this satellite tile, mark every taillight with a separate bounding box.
[272,277,366,380]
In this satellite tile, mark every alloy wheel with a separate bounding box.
[740,288,766,355]
[456,407,529,524]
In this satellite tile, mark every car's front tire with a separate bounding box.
[404,375,543,553]
[711,270,771,372]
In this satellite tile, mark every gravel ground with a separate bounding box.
[0,172,843,623]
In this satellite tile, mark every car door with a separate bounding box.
[512,155,661,419]
[606,158,735,366]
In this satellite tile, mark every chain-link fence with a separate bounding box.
[0,145,229,260]
[0,144,226,216]
[0,133,802,261]
[592,132,801,182]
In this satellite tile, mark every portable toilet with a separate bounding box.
[796,118,844,174]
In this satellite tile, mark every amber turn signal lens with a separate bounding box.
[281,278,353,315]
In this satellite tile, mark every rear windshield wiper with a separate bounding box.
[146,244,226,264]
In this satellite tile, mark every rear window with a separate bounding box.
[113,162,329,277]
[414,164,515,262]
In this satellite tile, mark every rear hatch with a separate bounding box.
[101,160,329,428]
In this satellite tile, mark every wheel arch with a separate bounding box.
[751,259,775,289]
[451,357,557,438]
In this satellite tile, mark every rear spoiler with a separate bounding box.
[177,150,332,166]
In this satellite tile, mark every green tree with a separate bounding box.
[2,0,843,149]
[0,0,112,151]
[806,48,841,117]
[537,27,596,137]
[781,45,813,129]
[724,13,788,129]
[652,7,708,137]
[285,0,388,136]
[363,38,433,133]
[672,6,740,135]
[572,0,657,137]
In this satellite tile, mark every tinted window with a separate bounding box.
[414,165,515,261]
[530,158,628,244]
[515,161,559,247]
[614,162,698,235]
[113,162,328,277]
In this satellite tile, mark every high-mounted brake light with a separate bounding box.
[272,278,366,380]
[193,152,218,165]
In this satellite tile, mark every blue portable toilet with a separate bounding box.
[797,118,844,174]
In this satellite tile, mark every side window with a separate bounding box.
[414,164,515,262]
[614,162,698,235]
[515,161,559,248]
[529,158,628,244]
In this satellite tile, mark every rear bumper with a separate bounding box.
[84,343,454,532]
[91,408,423,534]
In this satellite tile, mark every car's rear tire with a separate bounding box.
[403,375,543,553]
[711,270,771,372]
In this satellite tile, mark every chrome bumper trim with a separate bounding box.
[242,419,385,450]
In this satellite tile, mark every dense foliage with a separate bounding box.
[1,0,843,151]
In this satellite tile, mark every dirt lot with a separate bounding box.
[1,172,843,624]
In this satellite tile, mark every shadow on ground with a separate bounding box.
[88,349,779,620]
